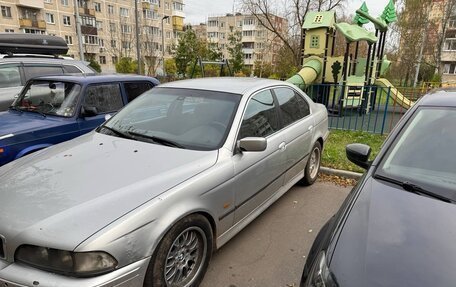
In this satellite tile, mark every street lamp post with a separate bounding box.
[135,0,141,75]
[161,16,169,77]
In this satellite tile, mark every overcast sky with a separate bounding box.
[184,0,390,25]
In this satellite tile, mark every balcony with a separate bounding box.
[81,25,97,35]
[17,0,44,9]
[442,50,456,62]
[79,8,95,16]
[173,16,184,31]
[172,10,185,18]
[19,18,46,29]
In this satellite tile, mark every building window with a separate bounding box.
[310,35,320,48]
[173,2,184,11]
[83,35,99,45]
[108,5,114,14]
[44,0,52,3]
[63,15,71,26]
[120,7,129,17]
[444,63,456,74]
[23,29,45,34]
[45,13,55,24]
[4,29,14,33]
[112,56,118,64]
[109,22,116,32]
[99,56,106,64]
[242,30,254,37]
[208,20,218,27]
[81,16,95,27]
[121,24,131,34]
[96,20,102,29]
[122,41,131,49]
[444,38,456,51]
[61,0,69,6]
[65,35,73,45]
[111,40,116,48]
[1,6,12,18]
[244,18,255,25]
[165,2,170,10]
[94,2,101,12]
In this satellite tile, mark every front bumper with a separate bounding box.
[0,257,150,287]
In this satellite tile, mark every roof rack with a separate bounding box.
[0,33,69,55]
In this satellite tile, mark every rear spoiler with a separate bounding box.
[0,33,69,55]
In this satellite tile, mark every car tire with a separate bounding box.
[299,141,322,186]
[144,214,213,287]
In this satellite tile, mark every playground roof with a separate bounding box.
[302,11,336,30]
[335,22,378,44]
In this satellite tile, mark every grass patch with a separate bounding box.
[322,130,387,173]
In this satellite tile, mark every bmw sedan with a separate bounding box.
[0,78,328,286]
[300,89,456,287]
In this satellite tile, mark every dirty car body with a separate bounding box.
[0,78,328,286]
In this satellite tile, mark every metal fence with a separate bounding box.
[305,84,431,135]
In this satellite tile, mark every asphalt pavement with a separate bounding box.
[201,180,352,287]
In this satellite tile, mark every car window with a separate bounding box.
[24,65,64,81]
[376,107,456,197]
[0,65,21,88]
[238,89,279,139]
[124,82,154,102]
[13,80,81,117]
[83,83,123,114]
[274,87,310,127]
[63,65,83,74]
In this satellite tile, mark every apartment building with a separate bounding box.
[202,13,287,71]
[0,0,185,73]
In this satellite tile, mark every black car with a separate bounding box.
[300,89,456,287]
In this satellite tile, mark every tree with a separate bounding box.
[115,57,137,74]
[165,58,177,76]
[274,45,299,78]
[227,31,244,73]
[174,28,202,76]
[241,0,347,66]
[89,58,102,73]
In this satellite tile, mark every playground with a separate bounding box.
[285,0,421,134]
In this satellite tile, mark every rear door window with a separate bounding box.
[63,65,83,74]
[24,65,64,81]
[83,83,123,114]
[124,81,154,102]
[274,87,310,128]
[0,65,21,88]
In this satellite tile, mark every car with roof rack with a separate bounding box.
[0,33,95,111]
[0,74,159,166]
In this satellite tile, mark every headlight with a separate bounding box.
[305,251,338,287]
[15,245,117,277]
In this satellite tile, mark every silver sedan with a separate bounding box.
[0,78,328,286]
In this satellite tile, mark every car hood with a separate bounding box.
[330,177,456,287]
[0,110,62,136]
[0,132,218,254]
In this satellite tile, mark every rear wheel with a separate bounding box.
[144,214,213,287]
[299,141,321,186]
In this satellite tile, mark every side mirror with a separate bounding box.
[346,143,372,169]
[238,137,267,152]
[81,106,98,117]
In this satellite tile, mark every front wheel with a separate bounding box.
[299,141,322,186]
[144,214,213,287]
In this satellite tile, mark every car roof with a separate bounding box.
[31,74,160,85]
[158,77,288,95]
[419,88,456,107]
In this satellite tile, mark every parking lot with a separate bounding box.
[201,180,352,287]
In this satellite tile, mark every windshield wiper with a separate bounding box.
[99,126,134,140]
[126,131,185,148]
[9,106,23,113]
[26,108,47,118]
[374,174,454,204]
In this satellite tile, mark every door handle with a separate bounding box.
[308,125,313,131]
[278,142,286,151]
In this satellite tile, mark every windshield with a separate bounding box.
[376,107,456,199]
[101,87,241,150]
[13,80,81,117]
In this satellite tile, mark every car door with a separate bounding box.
[78,82,124,134]
[273,87,314,184]
[232,89,287,224]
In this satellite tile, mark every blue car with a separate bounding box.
[0,74,159,166]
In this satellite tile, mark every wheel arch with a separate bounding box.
[15,143,52,159]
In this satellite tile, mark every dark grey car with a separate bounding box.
[301,89,456,287]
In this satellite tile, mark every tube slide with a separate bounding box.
[375,78,414,109]
[286,59,322,90]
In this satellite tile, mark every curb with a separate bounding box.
[320,167,363,180]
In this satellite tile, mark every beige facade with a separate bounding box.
[198,13,287,71]
[0,0,185,74]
